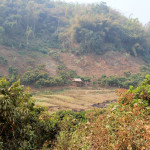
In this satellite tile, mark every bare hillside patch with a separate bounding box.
[0,46,145,79]
[0,46,58,76]
[60,51,145,79]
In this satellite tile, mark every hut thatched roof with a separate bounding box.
[72,78,82,82]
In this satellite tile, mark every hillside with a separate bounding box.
[0,46,59,77]
[60,51,145,77]
[0,0,150,88]
[0,46,145,78]
[0,0,150,55]
[0,1,150,149]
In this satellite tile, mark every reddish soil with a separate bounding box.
[0,46,145,79]
[0,46,58,76]
[60,51,145,79]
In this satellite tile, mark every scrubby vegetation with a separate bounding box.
[21,64,77,87]
[7,66,18,84]
[95,66,150,88]
[53,76,150,149]
[0,75,150,149]
[0,56,7,65]
[1,0,150,89]
[0,78,51,149]
[0,1,150,148]
[4,63,150,89]
[1,64,90,88]
[0,78,87,149]
[0,0,150,59]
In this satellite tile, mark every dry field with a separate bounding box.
[33,88,118,113]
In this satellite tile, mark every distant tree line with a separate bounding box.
[2,64,150,88]
[3,64,77,87]
[94,66,150,88]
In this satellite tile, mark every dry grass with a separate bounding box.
[60,51,144,78]
[33,88,118,113]
[0,46,145,79]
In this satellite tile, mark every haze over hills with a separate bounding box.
[0,1,150,149]
[0,0,150,87]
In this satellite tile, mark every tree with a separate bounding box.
[0,78,52,149]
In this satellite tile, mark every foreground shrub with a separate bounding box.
[1,76,149,149]
[132,74,150,105]
[53,110,90,150]
[88,77,150,149]
[0,79,88,149]
[0,78,56,149]
[53,76,150,150]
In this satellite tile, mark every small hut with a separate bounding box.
[72,78,83,87]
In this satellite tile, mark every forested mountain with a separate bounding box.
[0,2,150,148]
[1,0,150,88]
[0,0,150,56]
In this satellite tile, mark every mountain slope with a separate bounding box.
[0,0,149,87]
[0,0,150,58]
[60,51,145,78]
[0,46,145,79]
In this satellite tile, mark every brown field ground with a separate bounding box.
[33,88,118,113]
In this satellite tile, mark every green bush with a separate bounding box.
[21,65,77,87]
[0,78,88,149]
[0,56,7,65]
[0,78,52,149]
[8,66,18,75]
[7,66,19,84]
[80,76,91,82]
[132,74,150,105]
[35,78,50,87]
[96,71,149,88]
[21,68,50,85]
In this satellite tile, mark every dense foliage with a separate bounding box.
[95,66,150,88]
[0,78,50,149]
[5,64,150,88]
[1,1,150,148]
[0,0,150,57]
[0,78,87,149]
[21,65,77,87]
[0,76,150,149]
[7,66,19,84]
[2,64,89,88]
[0,56,7,65]
[54,76,150,150]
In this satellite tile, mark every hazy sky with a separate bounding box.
[64,0,150,25]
